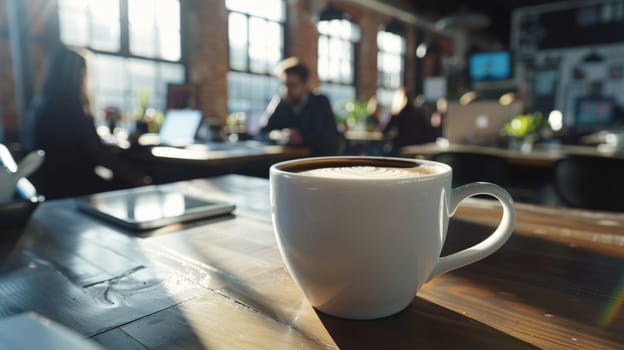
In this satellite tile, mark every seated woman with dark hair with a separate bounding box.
[29,46,150,199]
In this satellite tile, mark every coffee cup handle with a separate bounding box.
[427,182,516,281]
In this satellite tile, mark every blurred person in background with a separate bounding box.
[365,96,383,132]
[257,57,339,156]
[29,45,150,199]
[383,87,429,156]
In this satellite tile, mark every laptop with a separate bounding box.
[444,101,522,145]
[158,109,203,146]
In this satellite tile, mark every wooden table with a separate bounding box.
[401,142,624,167]
[120,141,311,181]
[343,130,384,156]
[1,175,624,349]
[147,141,310,164]
[344,130,383,142]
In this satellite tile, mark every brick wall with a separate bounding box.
[287,0,320,88]
[404,26,418,93]
[187,0,229,125]
[356,10,385,101]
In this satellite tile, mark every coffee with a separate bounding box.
[298,165,438,179]
[279,157,440,180]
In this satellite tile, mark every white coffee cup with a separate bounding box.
[270,156,515,319]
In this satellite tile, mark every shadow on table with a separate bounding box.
[316,297,537,350]
[316,218,624,349]
[441,218,624,338]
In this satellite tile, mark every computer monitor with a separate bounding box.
[468,50,513,84]
[574,97,615,132]
[159,109,203,146]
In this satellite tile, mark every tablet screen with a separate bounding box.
[76,187,235,230]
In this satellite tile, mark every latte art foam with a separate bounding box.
[298,165,438,179]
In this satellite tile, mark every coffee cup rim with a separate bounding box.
[270,156,451,181]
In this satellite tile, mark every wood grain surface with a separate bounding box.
[1,175,623,349]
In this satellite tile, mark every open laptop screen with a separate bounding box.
[574,97,615,132]
[159,109,202,146]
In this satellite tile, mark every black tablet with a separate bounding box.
[76,187,235,230]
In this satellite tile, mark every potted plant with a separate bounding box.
[503,112,549,152]
[333,98,369,131]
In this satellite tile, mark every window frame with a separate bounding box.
[316,17,360,104]
[376,29,406,92]
[56,0,187,117]
[57,0,186,65]
[225,0,287,120]
[376,29,406,114]
[226,2,286,76]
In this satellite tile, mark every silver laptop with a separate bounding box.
[444,101,522,145]
[158,109,203,146]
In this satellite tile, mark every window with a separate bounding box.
[58,0,184,124]
[317,18,360,107]
[227,0,285,133]
[377,30,405,112]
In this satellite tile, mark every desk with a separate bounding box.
[344,130,383,142]
[148,141,310,165]
[343,130,384,155]
[121,141,311,181]
[2,175,624,349]
[401,142,624,167]
[400,143,624,205]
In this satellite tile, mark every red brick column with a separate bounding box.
[356,11,384,101]
[404,26,417,95]
[187,0,229,126]
[287,0,320,89]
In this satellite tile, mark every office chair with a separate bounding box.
[554,154,624,212]
[432,152,508,188]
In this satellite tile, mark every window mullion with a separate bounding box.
[245,13,251,72]
[119,0,130,56]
